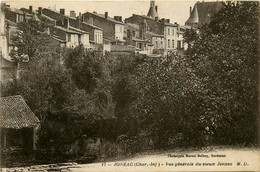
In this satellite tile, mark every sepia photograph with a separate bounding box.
[0,0,259,171]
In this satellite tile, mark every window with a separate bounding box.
[168,39,170,48]
[172,29,174,36]
[172,40,174,48]
[68,33,71,42]
[16,14,24,23]
[168,29,170,35]
[161,41,163,48]
[95,34,97,43]
[137,43,142,49]
[177,40,181,49]
[133,31,136,37]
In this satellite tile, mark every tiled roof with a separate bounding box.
[85,12,124,25]
[0,95,40,129]
[69,26,89,34]
[54,26,81,34]
[81,21,103,30]
[40,14,57,22]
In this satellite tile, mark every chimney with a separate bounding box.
[64,18,69,28]
[89,17,93,25]
[60,8,65,15]
[190,7,192,15]
[29,6,33,13]
[70,11,76,18]
[93,11,97,14]
[119,16,122,22]
[105,12,108,19]
[38,7,42,15]
[155,6,158,12]
[174,22,177,24]
[166,19,170,23]
[161,18,165,23]
[78,12,83,21]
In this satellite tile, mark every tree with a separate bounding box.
[129,54,206,148]
[10,19,49,62]
[63,46,103,93]
[186,1,259,145]
[2,53,76,122]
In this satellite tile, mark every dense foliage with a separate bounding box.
[1,1,258,162]
[185,1,259,145]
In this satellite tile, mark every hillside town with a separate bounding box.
[0,1,258,171]
[0,1,224,82]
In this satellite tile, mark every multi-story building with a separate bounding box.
[82,11,124,45]
[39,8,91,49]
[0,3,17,83]
[124,23,150,54]
[125,0,186,55]
[164,22,185,51]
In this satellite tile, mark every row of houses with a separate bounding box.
[0,1,224,82]
[0,1,189,59]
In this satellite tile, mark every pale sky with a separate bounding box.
[2,0,198,25]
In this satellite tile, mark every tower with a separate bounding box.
[150,0,155,7]
[147,0,158,19]
[185,3,199,27]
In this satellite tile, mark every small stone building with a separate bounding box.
[0,95,40,152]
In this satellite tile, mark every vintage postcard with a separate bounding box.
[0,0,259,171]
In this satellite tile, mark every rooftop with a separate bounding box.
[84,11,124,25]
[54,26,82,34]
[69,26,89,34]
[0,95,40,129]
[81,21,103,30]
[5,7,33,16]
